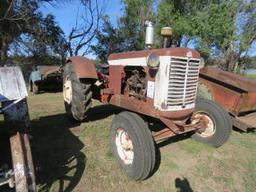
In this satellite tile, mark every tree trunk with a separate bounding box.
[223,42,240,72]
[0,39,8,66]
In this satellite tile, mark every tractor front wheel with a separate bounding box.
[63,62,93,121]
[110,111,156,180]
[192,98,232,147]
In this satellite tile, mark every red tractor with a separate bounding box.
[62,22,232,180]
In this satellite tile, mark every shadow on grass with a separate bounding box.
[85,104,123,122]
[32,86,62,95]
[175,177,193,192]
[31,113,85,192]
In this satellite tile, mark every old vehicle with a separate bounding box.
[62,22,232,180]
[198,66,256,132]
[29,65,62,94]
[0,66,36,191]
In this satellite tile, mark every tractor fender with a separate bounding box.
[67,56,98,79]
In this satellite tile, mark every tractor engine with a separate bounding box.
[125,67,147,100]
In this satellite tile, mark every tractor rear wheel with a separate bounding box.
[110,111,156,180]
[192,98,232,147]
[63,62,93,121]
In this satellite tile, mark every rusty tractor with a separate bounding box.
[29,65,62,94]
[0,66,36,191]
[199,66,256,132]
[62,22,232,180]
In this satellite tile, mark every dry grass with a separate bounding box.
[25,92,256,192]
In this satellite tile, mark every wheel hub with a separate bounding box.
[63,76,72,104]
[115,128,134,165]
[194,112,216,137]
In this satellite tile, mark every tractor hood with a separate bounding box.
[108,47,201,62]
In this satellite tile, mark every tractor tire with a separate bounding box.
[110,111,156,180]
[192,98,232,147]
[32,83,39,94]
[63,62,92,121]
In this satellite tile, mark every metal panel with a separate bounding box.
[0,67,28,102]
[200,66,256,92]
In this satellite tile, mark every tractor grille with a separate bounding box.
[167,57,200,108]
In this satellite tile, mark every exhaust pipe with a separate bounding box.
[145,21,154,49]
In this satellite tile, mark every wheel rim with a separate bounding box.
[194,112,216,137]
[63,76,72,104]
[115,128,134,165]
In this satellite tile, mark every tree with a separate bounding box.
[91,16,125,63]
[0,0,66,65]
[156,0,202,48]
[19,13,66,65]
[91,0,154,63]
[119,0,154,51]
[157,0,256,72]
[0,0,34,64]
[67,0,103,56]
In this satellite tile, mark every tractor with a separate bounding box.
[62,22,232,180]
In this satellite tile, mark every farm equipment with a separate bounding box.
[198,66,256,132]
[29,65,62,94]
[62,22,232,180]
[0,66,36,191]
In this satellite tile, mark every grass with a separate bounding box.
[245,74,256,79]
[6,92,255,192]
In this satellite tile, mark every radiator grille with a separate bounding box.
[167,57,200,108]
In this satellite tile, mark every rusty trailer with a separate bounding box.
[199,66,256,131]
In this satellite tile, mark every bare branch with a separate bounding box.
[67,0,102,56]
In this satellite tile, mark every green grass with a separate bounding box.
[19,92,256,192]
[245,159,256,192]
[245,74,256,79]
[179,138,214,155]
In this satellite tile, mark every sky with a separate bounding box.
[40,0,255,57]
[40,0,122,58]
[40,0,122,36]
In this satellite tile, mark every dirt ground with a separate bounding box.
[3,92,255,192]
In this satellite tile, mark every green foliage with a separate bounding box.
[91,16,125,63]
[119,0,154,50]
[0,0,66,65]
[239,1,256,54]
[93,0,255,71]
[156,0,199,47]
[157,0,255,71]
[196,1,237,57]
[91,0,154,63]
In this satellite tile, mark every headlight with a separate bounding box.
[147,53,160,69]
